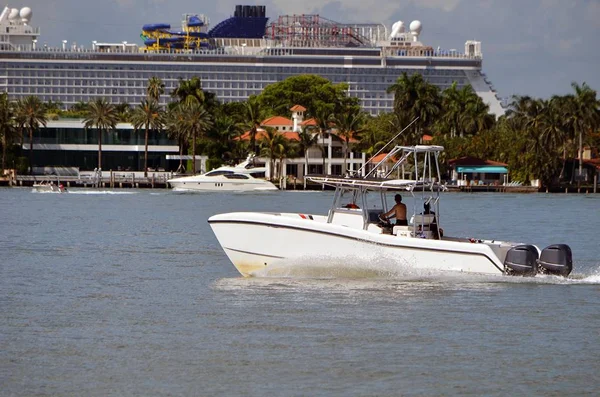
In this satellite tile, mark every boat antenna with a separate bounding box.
[355,117,419,176]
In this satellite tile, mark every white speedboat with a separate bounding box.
[32,180,67,193]
[167,155,278,192]
[209,145,573,278]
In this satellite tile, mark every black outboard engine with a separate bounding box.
[504,245,539,276]
[538,244,573,277]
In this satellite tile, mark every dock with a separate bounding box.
[9,170,174,189]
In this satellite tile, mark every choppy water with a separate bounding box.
[1,187,599,396]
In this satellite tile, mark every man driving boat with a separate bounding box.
[381,194,408,226]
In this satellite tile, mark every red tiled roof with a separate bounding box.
[369,153,398,163]
[238,128,300,142]
[290,105,307,112]
[301,118,317,126]
[261,116,293,127]
[331,129,360,144]
[448,156,508,167]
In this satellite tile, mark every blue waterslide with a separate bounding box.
[167,31,209,38]
[142,23,171,32]
[187,16,204,27]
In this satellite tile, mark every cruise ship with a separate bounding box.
[0,4,504,116]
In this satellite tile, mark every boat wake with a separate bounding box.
[66,190,138,195]
[244,252,600,286]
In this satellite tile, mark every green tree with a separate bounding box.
[359,113,393,158]
[115,102,131,122]
[258,74,358,118]
[242,96,265,155]
[313,108,333,173]
[563,82,600,182]
[259,127,287,180]
[171,76,205,106]
[439,82,493,137]
[83,98,119,170]
[21,96,47,174]
[387,72,441,141]
[329,107,367,175]
[181,102,213,174]
[0,93,15,172]
[147,77,165,102]
[164,105,189,173]
[205,113,243,163]
[130,99,165,177]
[12,99,27,149]
[296,125,320,179]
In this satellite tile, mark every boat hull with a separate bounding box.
[32,184,65,193]
[208,212,509,277]
[168,178,278,192]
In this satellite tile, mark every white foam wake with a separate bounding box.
[66,190,138,195]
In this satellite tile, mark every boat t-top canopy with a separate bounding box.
[307,145,446,192]
[306,175,445,192]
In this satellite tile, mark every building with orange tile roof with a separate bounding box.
[236,105,367,182]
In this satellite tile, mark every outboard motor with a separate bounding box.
[538,244,573,277]
[504,245,539,276]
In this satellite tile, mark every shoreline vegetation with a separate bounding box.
[1,73,599,191]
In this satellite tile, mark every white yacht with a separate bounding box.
[167,155,278,192]
[209,145,573,278]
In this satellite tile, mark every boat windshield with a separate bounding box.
[205,170,234,177]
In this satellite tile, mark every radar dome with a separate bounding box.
[8,8,19,21]
[409,20,422,34]
[19,7,32,24]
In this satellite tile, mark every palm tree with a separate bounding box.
[296,125,320,180]
[242,96,264,155]
[171,76,205,106]
[181,102,213,174]
[546,95,573,179]
[21,96,47,174]
[130,99,165,177]
[13,99,27,149]
[207,114,243,162]
[387,72,441,139]
[164,104,189,173]
[440,82,480,137]
[259,127,286,180]
[114,102,131,122]
[147,77,165,102]
[0,93,14,172]
[329,108,366,175]
[563,82,600,181]
[83,98,119,170]
[313,108,332,173]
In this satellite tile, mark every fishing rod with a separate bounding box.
[355,116,420,177]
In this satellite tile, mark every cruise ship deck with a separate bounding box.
[0,4,504,116]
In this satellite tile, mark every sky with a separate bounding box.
[17,0,600,100]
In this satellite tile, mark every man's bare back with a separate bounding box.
[381,194,408,225]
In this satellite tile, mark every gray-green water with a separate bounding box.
[1,188,599,396]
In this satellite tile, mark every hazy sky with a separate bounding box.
[18,0,600,100]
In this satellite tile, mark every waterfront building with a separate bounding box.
[239,105,366,181]
[29,119,179,172]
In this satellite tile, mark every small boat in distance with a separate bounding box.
[167,154,278,192]
[209,145,573,278]
[32,180,67,193]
